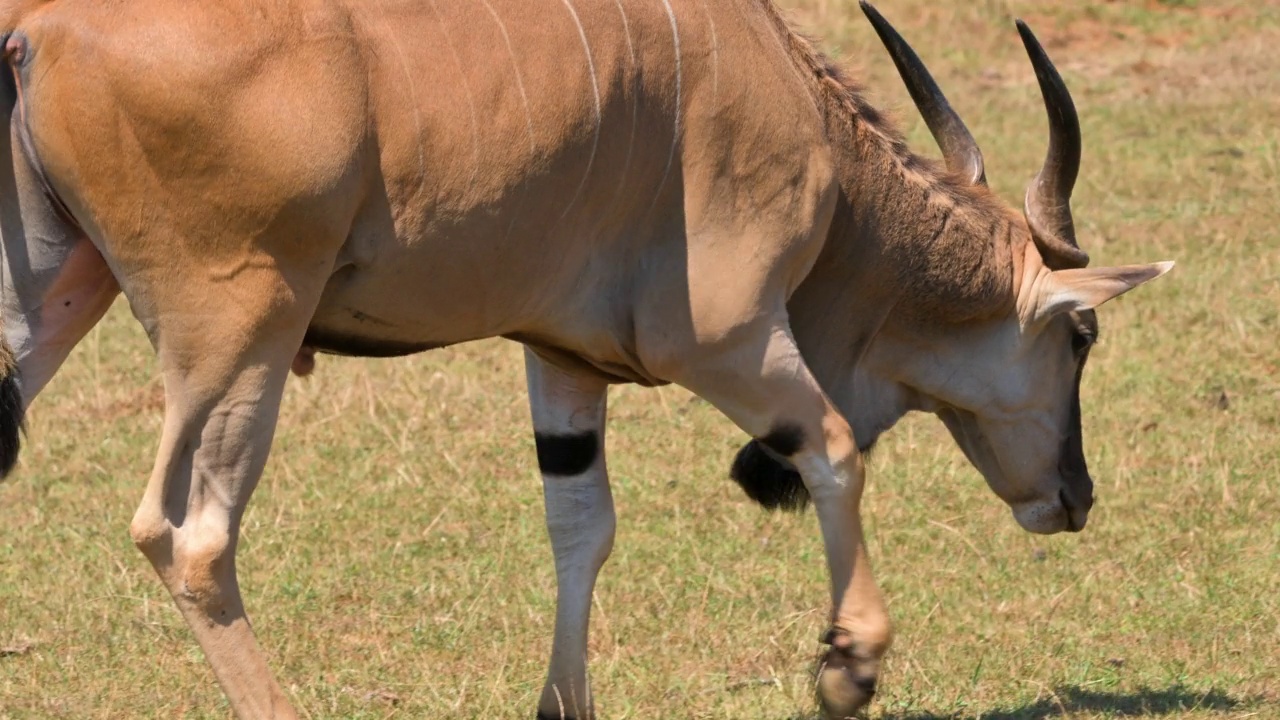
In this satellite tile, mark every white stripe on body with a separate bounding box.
[604,0,640,215]
[648,0,682,216]
[478,0,537,155]
[557,0,604,221]
[427,0,482,185]
[698,0,719,99]
[373,4,428,198]
[477,0,538,240]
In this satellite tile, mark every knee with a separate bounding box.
[759,415,860,474]
[129,504,172,558]
[132,508,236,613]
[172,527,235,610]
[831,449,865,490]
[766,419,864,504]
[820,415,866,497]
[821,413,860,470]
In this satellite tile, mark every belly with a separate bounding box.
[301,259,514,357]
[300,325,453,359]
[298,237,668,387]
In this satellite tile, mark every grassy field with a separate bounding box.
[2,0,1278,718]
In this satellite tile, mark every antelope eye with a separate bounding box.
[1071,329,1094,356]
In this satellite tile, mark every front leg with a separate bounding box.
[524,349,615,720]
[659,318,892,719]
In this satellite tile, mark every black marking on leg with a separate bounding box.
[759,423,805,457]
[729,441,809,512]
[536,712,576,720]
[534,432,599,477]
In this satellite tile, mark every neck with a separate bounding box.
[786,83,1021,450]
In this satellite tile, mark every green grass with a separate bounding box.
[2,1,1279,718]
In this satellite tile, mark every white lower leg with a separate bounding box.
[540,475,615,720]
[525,350,614,720]
[796,446,887,638]
[796,441,890,719]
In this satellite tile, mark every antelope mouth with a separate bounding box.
[1011,484,1090,535]
[1058,485,1093,533]
[1009,476,1095,535]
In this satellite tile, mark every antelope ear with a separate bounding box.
[1033,261,1174,323]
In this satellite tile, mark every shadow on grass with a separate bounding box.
[874,684,1255,719]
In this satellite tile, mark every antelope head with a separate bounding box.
[857,4,1172,534]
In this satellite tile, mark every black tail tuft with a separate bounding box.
[0,346,23,480]
[730,440,809,512]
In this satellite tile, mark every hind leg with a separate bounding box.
[130,333,298,717]
[120,246,336,719]
[525,349,615,720]
[2,236,119,404]
[661,315,890,719]
[1,122,121,409]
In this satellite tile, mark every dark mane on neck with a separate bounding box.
[757,0,1014,210]
[759,1,1021,323]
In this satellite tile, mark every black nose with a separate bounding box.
[1068,475,1095,513]
[1057,439,1094,516]
[1058,481,1094,533]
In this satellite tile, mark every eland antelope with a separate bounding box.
[0,0,1171,717]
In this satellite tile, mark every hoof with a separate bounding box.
[816,643,878,719]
